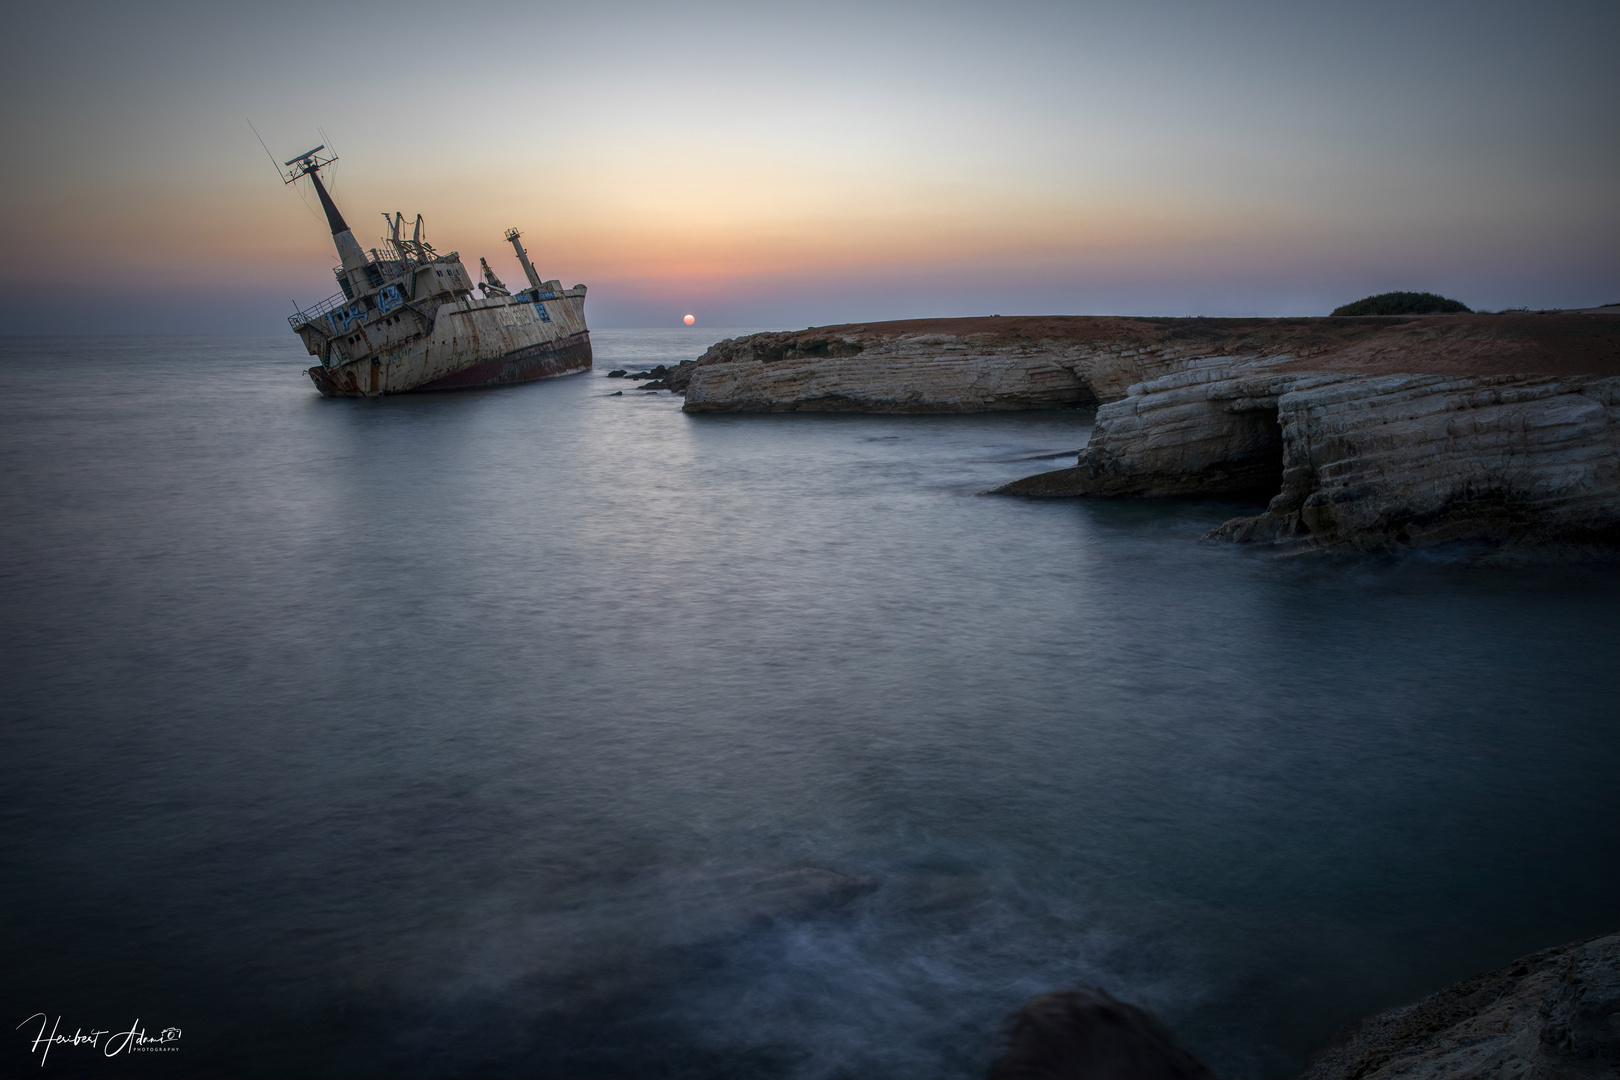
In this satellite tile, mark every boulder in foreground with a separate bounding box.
[988,986,1217,1080]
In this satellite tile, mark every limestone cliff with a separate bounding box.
[1001,362,1620,551]
[1301,931,1620,1080]
[676,312,1620,552]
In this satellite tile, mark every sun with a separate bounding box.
[683,314,695,325]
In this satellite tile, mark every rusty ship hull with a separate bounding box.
[281,144,591,398]
[298,284,592,398]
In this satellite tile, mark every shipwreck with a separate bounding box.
[282,145,590,396]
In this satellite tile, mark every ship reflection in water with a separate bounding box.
[2,332,1617,1078]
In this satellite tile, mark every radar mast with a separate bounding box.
[284,145,367,271]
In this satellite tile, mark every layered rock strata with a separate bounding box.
[1301,931,1620,1080]
[681,324,1099,412]
[1000,361,1620,550]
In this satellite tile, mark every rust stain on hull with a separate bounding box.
[305,329,592,398]
[409,332,593,392]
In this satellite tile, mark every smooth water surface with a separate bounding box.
[3,332,1617,1078]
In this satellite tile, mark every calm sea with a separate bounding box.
[2,331,1617,1079]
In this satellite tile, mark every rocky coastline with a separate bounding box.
[668,311,1620,554]
[988,931,1620,1079]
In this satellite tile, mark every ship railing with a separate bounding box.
[393,247,457,266]
[343,259,409,283]
[289,292,350,330]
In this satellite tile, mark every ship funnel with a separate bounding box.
[505,227,543,291]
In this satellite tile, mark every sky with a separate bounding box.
[2,0,1616,333]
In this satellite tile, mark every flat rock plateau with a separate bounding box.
[672,311,1620,554]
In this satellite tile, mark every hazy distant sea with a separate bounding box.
[3,330,1617,1079]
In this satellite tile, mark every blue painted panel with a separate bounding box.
[326,302,369,334]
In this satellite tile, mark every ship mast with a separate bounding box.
[505,228,544,290]
[284,146,368,272]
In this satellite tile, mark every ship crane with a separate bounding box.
[411,214,428,258]
[384,212,435,262]
[479,258,510,296]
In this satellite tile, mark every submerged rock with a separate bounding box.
[623,362,700,393]
[657,866,877,946]
[1301,931,1620,1080]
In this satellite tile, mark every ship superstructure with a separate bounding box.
[282,146,590,396]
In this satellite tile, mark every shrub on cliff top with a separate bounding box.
[1331,291,1471,316]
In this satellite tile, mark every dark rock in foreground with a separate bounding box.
[988,987,1217,1080]
[988,932,1620,1080]
[1302,931,1620,1080]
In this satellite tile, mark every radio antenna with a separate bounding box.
[253,122,325,225]
[318,126,337,191]
[247,119,284,182]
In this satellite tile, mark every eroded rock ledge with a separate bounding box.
[678,315,1443,413]
[1001,361,1620,552]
